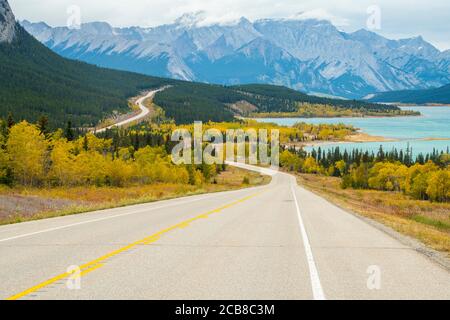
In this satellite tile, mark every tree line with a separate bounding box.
[0,118,223,188]
[0,116,359,188]
[280,145,450,203]
[232,84,410,113]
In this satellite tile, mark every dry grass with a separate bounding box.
[297,174,450,256]
[215,166,271,186]
[0,167,270,226]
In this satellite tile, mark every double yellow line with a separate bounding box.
[7,192,261,300]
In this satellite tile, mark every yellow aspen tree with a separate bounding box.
[7,121,48,186]
[0,147,8,182]
[0,130,8,181]
[106,158,135,187]
[75,133,112,153]
[335,160,346,177]
[302,157,320,174]
[73,151,107,186]
[49,138,75,186]
[426,170,450,202]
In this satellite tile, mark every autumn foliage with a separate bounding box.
[280,146,450,203]
[0,121,214,188]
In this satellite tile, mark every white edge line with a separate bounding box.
[291,184,326,300]
[0,185,266,243]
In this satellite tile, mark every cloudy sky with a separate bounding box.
[9,0,450,50]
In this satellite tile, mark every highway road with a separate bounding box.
[95,88,165,133]
[0,164,449,300]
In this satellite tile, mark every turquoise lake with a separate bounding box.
[256,106,450,156]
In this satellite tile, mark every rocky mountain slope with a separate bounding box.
[0,0,15,43]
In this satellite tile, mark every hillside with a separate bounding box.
[367,84,450,104]
[153,83,405,124]
[0,24,172,127]
[232,84,399,112]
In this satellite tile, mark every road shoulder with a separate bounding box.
[295,174,450,273]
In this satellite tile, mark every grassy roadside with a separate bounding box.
[296,174,450,257]
[0,166,271,226]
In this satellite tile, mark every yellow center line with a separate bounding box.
[80,263,105,277]
[6,191,263,301]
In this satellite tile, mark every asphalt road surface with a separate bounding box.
[95,88,165,133]
[1,164,449,300]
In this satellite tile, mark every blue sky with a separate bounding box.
[9,0,450,50]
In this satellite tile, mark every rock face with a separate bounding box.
[0,0,15,43]
[21,12,450,99]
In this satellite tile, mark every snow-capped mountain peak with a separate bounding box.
[174,12,207,28]
[79,22,114,36]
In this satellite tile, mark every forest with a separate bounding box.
[96,119,356,151]
[0,118,225,188]
[369,84,450,104]
[280,145,450,203]
[0,116,357,188]
[153,83,415,124]
[231,84,412,113]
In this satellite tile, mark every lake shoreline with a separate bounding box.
[299,136,450,149]
[262,106,450,154]
[285,132,396,149]
[393,103,450,107]
[250,113,421,120]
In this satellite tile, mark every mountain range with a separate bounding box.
[22,12,450,99]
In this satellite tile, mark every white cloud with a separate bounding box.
[289,9,349,26]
